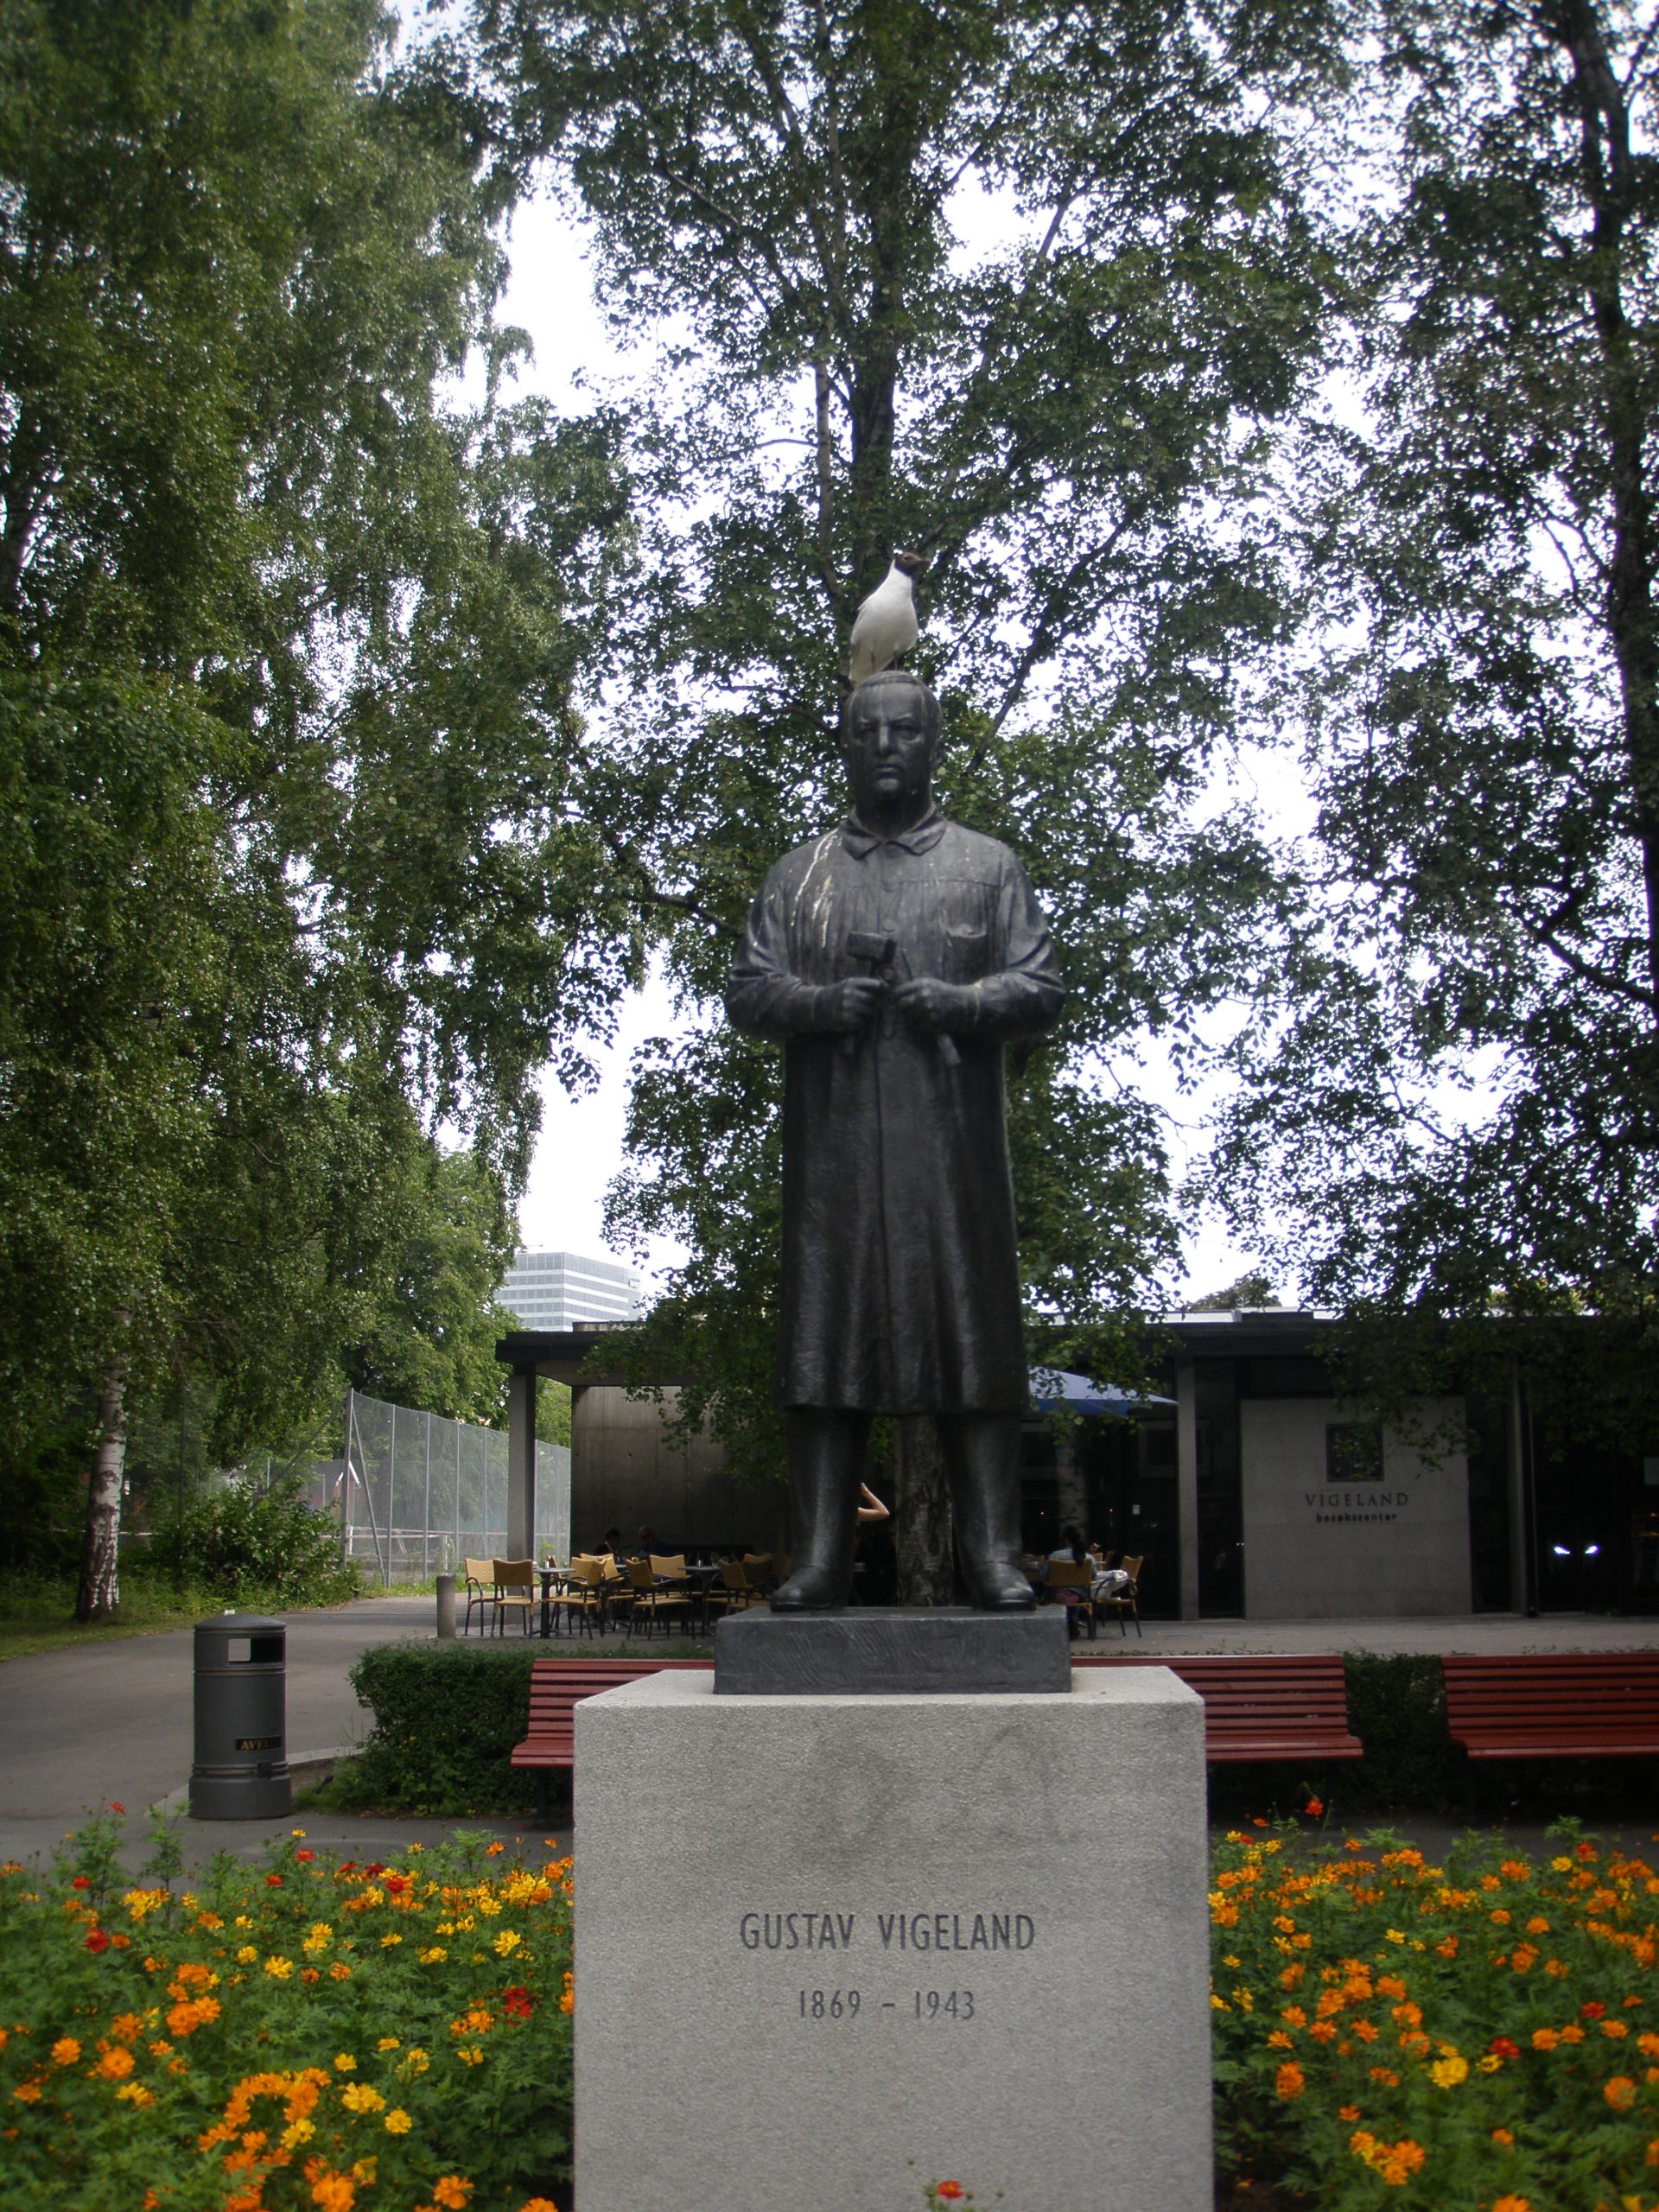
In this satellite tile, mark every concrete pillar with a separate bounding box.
[1507,1356,1532,1616]
[507,1365,537,1559]
[1175,1357,1201,1620]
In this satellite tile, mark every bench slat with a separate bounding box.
[1442,1656,1659,1764]
[1075,1654,1362,1762]
[512,1658,712,1772]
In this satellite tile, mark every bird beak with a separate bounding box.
[895,550,925,575]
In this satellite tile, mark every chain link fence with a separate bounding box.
[311,1389,570,1586]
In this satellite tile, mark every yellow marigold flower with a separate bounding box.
[1551,1855,1573,1872]
[114,2082,153,2105]
[334,2053,357,2073]
[342,2083,386,2114]
[51,2038,79,2066]
[433,2177,473,2209]
[377,2037,399,2051]
[380,1933,402,1948]
[353,2158,378,2185]
[1428,2054,1468,2088]
[1210,1994,1228,2011]
[263,1956,292,1980]
[385,2108,413,2134]
[1605,2075,1639,2111]
[283,2119,315,2148]
[302,1924,333,1954]
[398,2050,430,2078]
[493,1929,522,1957]
[1383,1929,1405,1945]
[457,2045,485,2065]
[419,1948,448,1965]
[233,1914,253,1929]
[237,1946,257,1965]
[1478,2055,1502,2073]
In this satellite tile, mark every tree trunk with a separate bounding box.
[1546,0,1659,1015]
[1053,1418,1089,1539]
[893,1414,954,1605]
[76,1318,130,1621]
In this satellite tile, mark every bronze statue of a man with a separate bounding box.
[725,670,1065,1610]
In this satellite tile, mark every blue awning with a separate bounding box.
[1028,1368,1177,1419]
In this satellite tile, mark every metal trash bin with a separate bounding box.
[190,1613,292,1819]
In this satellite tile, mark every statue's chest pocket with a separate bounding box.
[940,920,991,982]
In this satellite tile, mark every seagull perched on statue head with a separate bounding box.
[848,548,925,685]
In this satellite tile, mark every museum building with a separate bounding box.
[496,1307,1659,1622]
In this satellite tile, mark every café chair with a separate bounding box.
[493,1557,536,1637]
[708,1558,761,1616]
[1097,1554,1144,1637]
[462,1556,498,1637]
[561,1555,607,1638]
[1045,1558,1096,1639]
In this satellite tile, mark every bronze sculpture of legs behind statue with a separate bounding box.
[772,1408,1033,1613]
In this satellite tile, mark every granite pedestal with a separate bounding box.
[715,1605,1071,1694]
[575,1667,1212,2211]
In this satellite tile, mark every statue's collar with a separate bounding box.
[841,805,947,858]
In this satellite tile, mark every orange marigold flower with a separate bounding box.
[1491,2197,1530,2212]
[1338,2105,1359,2121]
[1491,2128,1513,2147]
[94,2045,136,2080]
[1605,2075,1638,2111]
[310,2173,353,2212]
[432,2177,473,2209]
[50,2037,79,2066]
[1266,2031,1293,2050]
[1274,2063,1305,2101]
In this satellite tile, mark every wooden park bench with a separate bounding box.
[1440,1652,1659,1808]
[512,1656,712,1818]
[1076,1653,1363,1766]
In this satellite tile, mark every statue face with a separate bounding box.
[843,679,937,818]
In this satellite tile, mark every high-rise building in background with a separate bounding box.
[499,1248,643,1332]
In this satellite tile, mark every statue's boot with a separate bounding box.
[770,1409,865,1611]
[946,1412,1035,1611]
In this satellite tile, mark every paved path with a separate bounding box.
[0,1594,436,1862]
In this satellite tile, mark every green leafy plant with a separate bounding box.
[150,1476,359,1611]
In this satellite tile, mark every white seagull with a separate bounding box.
[849,549,925,684]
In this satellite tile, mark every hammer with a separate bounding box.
[844,930,961,1067]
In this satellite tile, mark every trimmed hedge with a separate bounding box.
[344,1639,709,1815]
[347,1641,542,1814]
[342,1640,1659,1820]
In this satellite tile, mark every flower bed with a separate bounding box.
[1211,1816,1659,2209]
[0,1813,571,2210]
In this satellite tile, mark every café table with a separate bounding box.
[680,1560,723,1639]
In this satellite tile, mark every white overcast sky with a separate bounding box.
[490,183,1273,1306]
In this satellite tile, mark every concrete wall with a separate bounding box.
[570,1385,787,1557]
[1240,1397,1471,1619]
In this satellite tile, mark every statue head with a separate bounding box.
[842,669,942,826]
